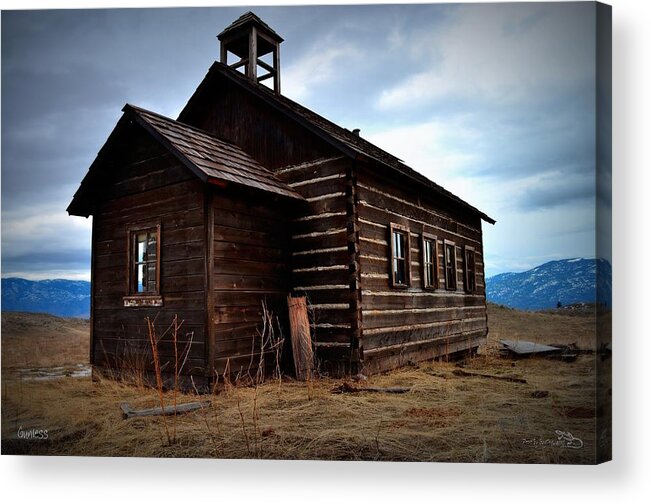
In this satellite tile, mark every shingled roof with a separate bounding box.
[125,105,302,200]
[217,11,284,43]
[178,62,496,224]
[67,104,303,216]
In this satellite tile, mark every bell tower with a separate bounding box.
[217,12,283,94]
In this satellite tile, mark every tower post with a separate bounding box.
[217,12,284,94]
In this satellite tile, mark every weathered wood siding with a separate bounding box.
[181,79,358,375]
[92,127,208,377]
[211,187,292,376]
[276,156,357,375]
[179,75,338,170]
[355,163,488,374]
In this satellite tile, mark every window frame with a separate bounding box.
[389,223,411,288]
[421,233,439,290]
[124,222,162,306]
[443,239,457,291]
[463,245,477,293]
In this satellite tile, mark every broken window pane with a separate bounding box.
[146,264,157,292]
[465,249,476,292]
[131,227,159,295]
[445,243,456,290]
[137,264,145,293]
[394,258,406,285]
[423,238,436,288]
[137,233,147,262]
[391,229,408,286]
[147,233,157,259]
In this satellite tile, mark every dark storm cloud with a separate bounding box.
[515,171,596,212]
[0,4,605,278]
[2,41,131,118]
[1,249,90,275]
[0,5,455,214]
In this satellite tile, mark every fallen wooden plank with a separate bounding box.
[452,368,527,384]
[499,339,561,355]
[331,382,411,394]
[120,401,211,419]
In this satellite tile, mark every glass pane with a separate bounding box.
[146,263,157,292]
[393,231,403,259]
[147,233,157,259]
[394,258,406,284]
[137,264,145,293]
[136,233,147,262]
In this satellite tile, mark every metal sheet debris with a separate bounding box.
[498,339,562,356]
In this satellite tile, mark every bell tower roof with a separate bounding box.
[218,11,284,47]
[217,12,283,94]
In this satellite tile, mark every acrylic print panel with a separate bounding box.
[0,2,611,464]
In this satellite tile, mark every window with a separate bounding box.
[124,224,162,306]
[131,228,159,293]
[389,223,410,287]
[464,245,477,293]
[444,240,457,291]
[422,233,438,289]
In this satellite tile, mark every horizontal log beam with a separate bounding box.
[229,58,248,70]
[257,72,274,82]
[256,58,275,73]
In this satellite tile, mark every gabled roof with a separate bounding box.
[218,11,284,43]
[178,62,496,225]
[67,104,303,216]
[126,105,302,199]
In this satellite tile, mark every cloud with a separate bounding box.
[481,204,595,278]
[282,43,360,102]
[514,171,596,211]
[1,204,91,278]
[2,251,91,281]
[0,5,606,279]
[376,3,595,111]
[362,100,595,213]
[363,119,484,207]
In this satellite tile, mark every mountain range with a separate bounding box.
[1,258,612,317]
[1,278,90,318]
[486,258,612,311]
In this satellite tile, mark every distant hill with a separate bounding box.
[1,278,90,318]
[486,258,612,311]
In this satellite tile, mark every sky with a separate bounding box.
[0,2,609,280]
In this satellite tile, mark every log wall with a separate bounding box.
[179,76,338,171]
[210,186,292,377]
[92,127,208,378]
[355,163,488,374]
[276,156,357,375]
[179,74,360,375]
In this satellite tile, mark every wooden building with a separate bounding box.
[68,12,495,382]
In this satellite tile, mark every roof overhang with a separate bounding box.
[67,104,304,217]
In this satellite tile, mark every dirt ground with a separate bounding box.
[0,305,611,463]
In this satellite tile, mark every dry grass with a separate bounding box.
[1,312,89,369]
[1,307,607,463]
[486,303,599,351]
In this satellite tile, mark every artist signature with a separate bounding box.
[522,430,583,449]
[17,426,49,440]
